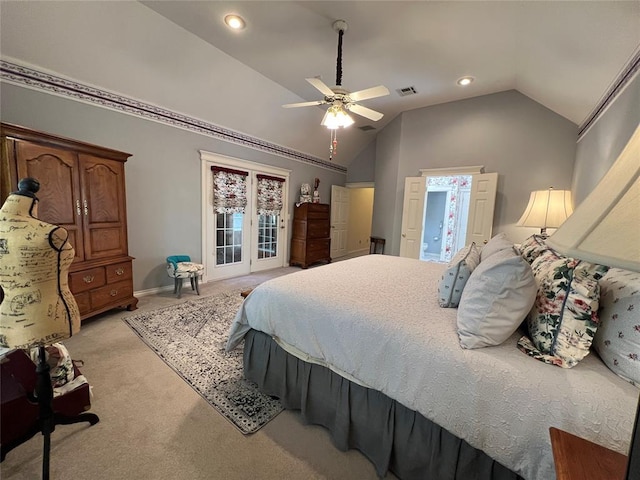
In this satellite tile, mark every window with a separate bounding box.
[216,212,243,265]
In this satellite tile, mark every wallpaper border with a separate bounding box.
[578,47,640,139]
[0,60,347,174]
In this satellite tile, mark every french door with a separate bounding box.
[201,152,290,282]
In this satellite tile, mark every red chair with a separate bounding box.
[1,349,98,461]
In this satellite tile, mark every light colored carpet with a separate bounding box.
[2,258,396,480]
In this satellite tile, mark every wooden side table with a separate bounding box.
[549,427,628,480]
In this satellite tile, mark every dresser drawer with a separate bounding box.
[307,238,330,253]
[307,221,330,238]
[70,268,106,294]
[106,261,132,283]
[90,280,134,310]
[74,292,92,315]
[306,207,329,219]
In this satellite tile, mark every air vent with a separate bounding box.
[358,125,376,131]
[396,86,418,97]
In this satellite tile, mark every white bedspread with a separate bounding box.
[226,255,638,480]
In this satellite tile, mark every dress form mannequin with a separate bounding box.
[0,178,97,474]
[0,178,80,349]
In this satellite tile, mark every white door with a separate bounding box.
[399,176,427,259]
[201,153,289,282]
[466,172,498,246]
[330,185,349,259]
[250,174,288,272]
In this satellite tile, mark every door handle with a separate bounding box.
[402,233,406,238]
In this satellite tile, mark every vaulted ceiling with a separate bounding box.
[141,1,640,165]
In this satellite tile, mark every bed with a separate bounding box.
[226,253,639,480]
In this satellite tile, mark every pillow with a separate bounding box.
[457,247,537,349]
[480,232,513,261]
[517,248,609,368]
[438,243,481,308]
[518,234,549,264]
[592,268,640,386]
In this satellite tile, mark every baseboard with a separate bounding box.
[134,284,174,297]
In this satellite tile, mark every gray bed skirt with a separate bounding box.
[243,329,523,480]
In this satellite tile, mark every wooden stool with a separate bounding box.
[240,288,253,298]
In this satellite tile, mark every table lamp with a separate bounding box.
[547,123,640,479]
[516,187,574,237]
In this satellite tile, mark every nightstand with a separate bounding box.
[549,427,628,480]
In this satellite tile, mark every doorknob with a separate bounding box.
[402,233,406,238]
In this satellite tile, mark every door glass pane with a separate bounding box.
[258,214,278,259]
[215,213,244,266]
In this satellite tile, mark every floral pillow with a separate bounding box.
[592,268,640,386]
[438,243,481,308]
[517,248,609,368]
[518,234,549,264]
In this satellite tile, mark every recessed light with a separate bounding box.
[224,14,246,30]
[457,76,474,86]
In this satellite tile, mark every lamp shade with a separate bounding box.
[516,188,573,232]
[321,104,355,129]
[546,123,640,272]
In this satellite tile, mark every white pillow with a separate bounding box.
[457,247,537,349]
[480,232,513,262]
[437,243,481,308]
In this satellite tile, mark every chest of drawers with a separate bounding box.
[290,203,331,269]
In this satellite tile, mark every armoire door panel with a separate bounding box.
[79,154,127,260]
[15,141,85,263]
[87,227,125,258]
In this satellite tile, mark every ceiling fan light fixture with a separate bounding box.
[224,14,246,30]
[321,105,355,129]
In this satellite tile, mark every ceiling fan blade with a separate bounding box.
[282,100,326,108]
[306,77,335,97]
[347,103,384,122]
[348,85,390,102]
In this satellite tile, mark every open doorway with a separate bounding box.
[400,167,497,261]
[330,184,374,260]
[420,175,471,262]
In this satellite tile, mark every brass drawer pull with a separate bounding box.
[110,289,118,297]
[115,268,125,276]
[83,275,95,283]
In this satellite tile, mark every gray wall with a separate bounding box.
[371,90,579,255]
[573,73,640,204]
[346,140,377,183]
[371,115,404,250]
[1,83,346,291]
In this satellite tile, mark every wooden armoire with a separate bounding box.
[289,202,332,269]
[1,123,138,320]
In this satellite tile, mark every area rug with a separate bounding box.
[123,288,283,434]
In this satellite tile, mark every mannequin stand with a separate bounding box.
[0,347,100,478]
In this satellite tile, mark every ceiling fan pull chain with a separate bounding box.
[336,28,344,87]
[329,129,338,161]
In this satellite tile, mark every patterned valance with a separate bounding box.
[211,166,248,214]
[256,174,285,216]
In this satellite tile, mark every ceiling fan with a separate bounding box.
[282,19,390,128]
